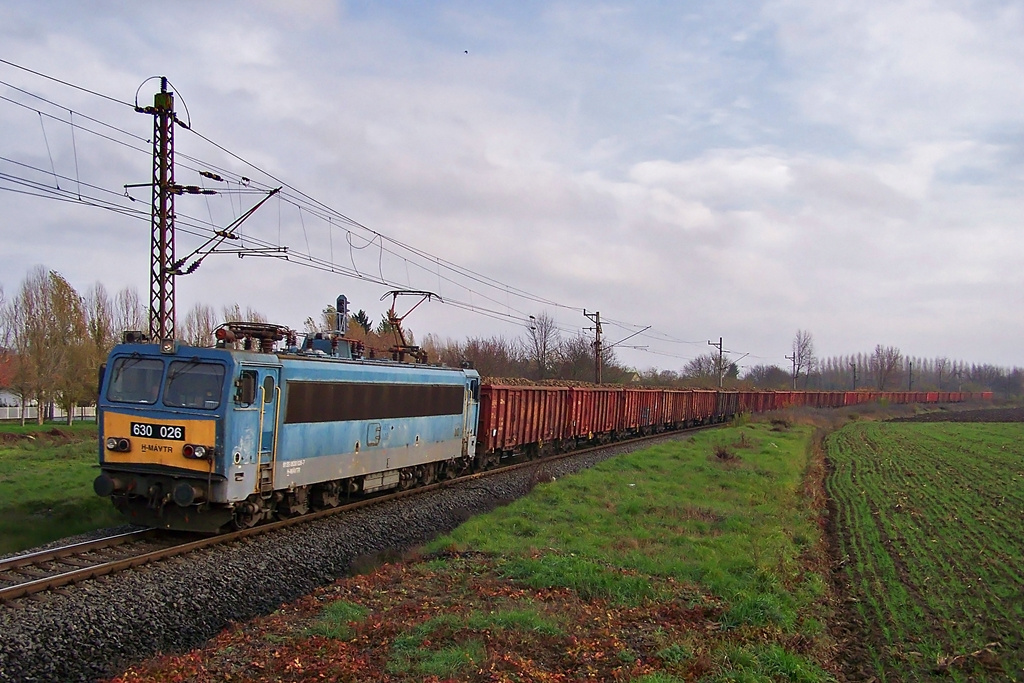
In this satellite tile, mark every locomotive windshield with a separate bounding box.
[163,361,226,410]
[106,357,163,404]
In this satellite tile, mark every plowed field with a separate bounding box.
[827,419,1024,681]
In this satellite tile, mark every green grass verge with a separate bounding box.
[0,422,122,555]
[386,608,560,677]
[425,422,834,681]
[827,421,1024,682]
[306,599,371,640]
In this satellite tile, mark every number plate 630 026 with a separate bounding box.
[130,421,185,441]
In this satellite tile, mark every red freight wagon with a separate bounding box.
[477,385,570,454]
[692,390,717,424]
[568,387,621,440]
[664,389,693,425]
[775,391,795,409]
[737,391,758,414]
[716,391,738,421]
[623,389,666,433]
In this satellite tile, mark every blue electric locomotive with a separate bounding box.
[94,317,481,532]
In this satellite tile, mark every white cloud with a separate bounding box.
[2,0,1024,370]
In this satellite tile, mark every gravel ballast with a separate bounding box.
[0,435,689,683]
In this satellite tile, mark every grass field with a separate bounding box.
[0,422,123,556]
[113,419,841,682]
[826,421,1024,681]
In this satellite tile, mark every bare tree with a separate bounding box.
[85,283,117,358]
[303,305,338,335]
[525,312,559,380]
[745,364,790,389]
[638,367,680,386]
[683,352,732,386]
[555,333,597,381]
[222,303,268,324]
[113,286,146,335]
[421,334,527,378]
[935,357,949,391]
[871,344,903,390]
[791,329,815,389]
[180,303,218,347]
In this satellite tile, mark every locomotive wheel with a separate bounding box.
[232,496,265,529]
[312,481,342,509]
[397,468,415,491]
[419,463,438,486]
[279,486,310,517]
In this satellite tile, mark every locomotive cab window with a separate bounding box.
[163,361,226,410]
[262,375,275,403]
[236,370,258,405]
[106,357,163,405]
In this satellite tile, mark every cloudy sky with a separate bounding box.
[1,1,1022,373]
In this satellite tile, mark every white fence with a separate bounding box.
[0,405,97,422]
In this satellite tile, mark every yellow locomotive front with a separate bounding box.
[95,341,234,531]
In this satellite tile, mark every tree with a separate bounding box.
[871,345,903,390]
[180,303,218,347]
[223,303,268,324]
[745,364,790,389]
[113,286,146,335]
[351,310,372,334]
[555,333,596,381]
[4,268,93,424]
[638,368,680,386]
[49,272,91,424]
[83,283,118,411]
[10,267,52,424]
[790,329,815,389]
[525,312,559,380]
[84,283,117,358]
[303,305,337,335]
[683,353,732,386]
[934,357,949,391]
[421,334,527,378]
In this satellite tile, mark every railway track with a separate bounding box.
[0,426,708,603]
[0,528,185,602]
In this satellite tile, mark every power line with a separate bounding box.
[0,62,774,363]
[0,57,135,108]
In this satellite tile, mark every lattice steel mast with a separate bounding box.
[131,78,280,343]
[140,77,177,342]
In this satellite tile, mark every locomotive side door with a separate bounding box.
[256,368,281,494]
[463,377,480,456]
[233,364,281,497]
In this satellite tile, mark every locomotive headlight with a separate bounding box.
[106,437,131,452]
[182,444,210,459]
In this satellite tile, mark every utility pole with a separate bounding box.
[786,353,797,389]
[850,362,857,390]
[130,78,282,345]
[140,77,177,343]
[584,310,602,384]
[708,337,724,388]
[908,360,913,391]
